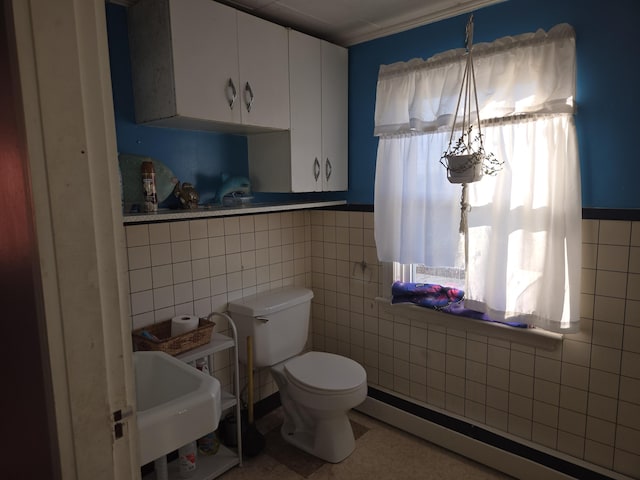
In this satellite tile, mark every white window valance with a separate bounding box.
[374,23,576,136]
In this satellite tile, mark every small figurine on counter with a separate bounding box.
[214,174,251,204]
[173,181,200,209]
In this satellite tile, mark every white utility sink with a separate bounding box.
[134,351,221,466]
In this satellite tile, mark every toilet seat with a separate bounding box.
[284,351,366,395]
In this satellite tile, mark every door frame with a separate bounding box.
[11,0,139,478]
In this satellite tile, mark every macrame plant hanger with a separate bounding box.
[438,15,502,289]
[442,14,486,234]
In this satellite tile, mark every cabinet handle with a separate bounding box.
[325,158,332,181]
[244,82,254,112]
[313,157,320,181]
[226,78,237,110]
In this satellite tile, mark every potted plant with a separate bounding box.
[440,15,502,184]
[440,125,503,184]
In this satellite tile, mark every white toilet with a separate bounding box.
[227,286,367,463]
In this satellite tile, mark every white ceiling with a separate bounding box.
[218,0,506,45]
[109,0,506,46]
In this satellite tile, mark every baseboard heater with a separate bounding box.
[360,387,625,480]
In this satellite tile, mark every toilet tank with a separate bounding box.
[227,287,314,367]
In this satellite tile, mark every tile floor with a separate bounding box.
[218,407,513,480]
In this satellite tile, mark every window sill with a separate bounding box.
[375,297,563,351]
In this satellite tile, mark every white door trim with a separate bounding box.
[11,1,139,478]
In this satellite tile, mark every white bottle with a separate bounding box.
[178,441,197,478]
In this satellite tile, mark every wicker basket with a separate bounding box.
[132,318,215,356]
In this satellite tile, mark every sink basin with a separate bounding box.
[134,351,221,466]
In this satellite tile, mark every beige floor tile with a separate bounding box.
[218,408,512,480]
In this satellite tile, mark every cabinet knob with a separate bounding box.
[325,158,332,181]
[244,82,254,113]
[226,78,237,110]
[313,157,320,181]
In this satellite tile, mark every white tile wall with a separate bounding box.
[125,211,640,479]
[125,212,312,395]
[306,214,640,479]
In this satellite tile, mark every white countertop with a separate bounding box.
[122,200,346,224]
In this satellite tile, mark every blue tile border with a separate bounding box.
[582,208,640,221]
[323,204,640,221]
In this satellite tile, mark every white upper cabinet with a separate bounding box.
[128,0,289,132]
[320,40,348,191]
[288,29,323,192]
[236,11,290,130]
[169,0,240,125]
[247,30,348,192]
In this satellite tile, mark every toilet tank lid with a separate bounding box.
[227,287,314,317]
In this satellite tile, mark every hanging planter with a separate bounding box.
[442,125,502,184]
[441,15,502,185]
[445,154,483,184]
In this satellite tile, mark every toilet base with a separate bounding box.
[280,412,356,463]
[269,353,366,464]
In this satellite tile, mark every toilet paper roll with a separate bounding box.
[171,315,199,336]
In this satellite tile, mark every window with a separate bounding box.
[395,262,465,291]
[373,24,581,333]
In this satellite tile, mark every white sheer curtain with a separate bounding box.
[374,131,462,266]
[374,24,581,332]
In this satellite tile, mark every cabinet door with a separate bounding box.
[237,12,290,130]
[171,0,241,124]
[289,30,322,192]
[321,41,348,191]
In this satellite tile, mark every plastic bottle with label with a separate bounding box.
[178,441,197,478]
[141,160,158,212]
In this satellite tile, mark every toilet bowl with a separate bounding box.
[275,351,367,463]
[227,287,367,463]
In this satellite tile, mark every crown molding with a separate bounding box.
[105,0,507,47]
[340,0,506,46]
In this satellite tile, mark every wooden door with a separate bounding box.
[1,2,58,477]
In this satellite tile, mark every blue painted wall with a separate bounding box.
[347,0,640,208]
[106,4,344,206]
[108,1,638,209]
[107,4,246,206]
